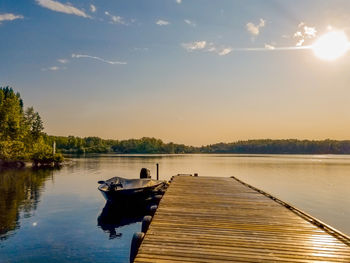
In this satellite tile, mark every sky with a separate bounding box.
[1,0,350,146]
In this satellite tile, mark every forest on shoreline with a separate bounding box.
[46,136,350,155]
[2,85,350,166]
[0,87,63,167]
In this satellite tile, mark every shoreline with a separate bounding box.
[0,159,73,170]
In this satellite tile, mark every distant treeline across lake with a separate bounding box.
[44,136,350,154]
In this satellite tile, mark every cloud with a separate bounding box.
[246,18,265,36]
[49,66,59,71]
[182,41,232,56]
[304,26,317,38]
[218,48,232,56]
[42,58,69,71]
[206,43,232,56]
[0,13,24,23]
[90,4,96,13]
[296,39,305,47]
[264,44,275,50]
[294,31,302,38]
[182,40,312,56]
[181,41,206,51]
[156,19,170,26]
[184,19,196,27]
[71,54,127,65]
[41,66,62,71]
[104,11,126,25]
[57,58,68,64]
[238,45,310,52]
[207,46,216,52]
[36,0,90,18]
[176,0,182,3]
[293,23,317,46]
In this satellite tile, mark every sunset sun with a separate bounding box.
[312,31,350,61]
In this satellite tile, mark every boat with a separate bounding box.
[97,176,167,203]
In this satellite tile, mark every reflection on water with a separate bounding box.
[0,154,350,262]
[0,168,54,240]
[98,200,152,240]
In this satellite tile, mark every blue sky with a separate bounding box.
[1,0,350,145]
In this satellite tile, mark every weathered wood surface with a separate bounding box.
[134,176,350,263]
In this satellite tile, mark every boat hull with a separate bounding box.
[98,176,166,204]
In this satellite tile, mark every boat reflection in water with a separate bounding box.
[97,198,156,240]
[97,169,168,240]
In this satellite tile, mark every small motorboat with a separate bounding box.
[98,176,167,203]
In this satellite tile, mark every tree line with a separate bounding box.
[44,136,197,154]
[3,86,350,161]
[0,86,63,167]
[201,139,350,154]
[45,136,350,155]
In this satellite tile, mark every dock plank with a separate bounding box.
[134,176,350,262]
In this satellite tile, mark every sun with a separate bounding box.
[312,31,350,61]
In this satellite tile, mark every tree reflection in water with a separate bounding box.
[0,168,56,240]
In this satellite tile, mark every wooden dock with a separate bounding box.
[134,175,350,262]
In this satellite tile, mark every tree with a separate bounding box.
[32,112,44,140]
[24,107,44,141]
[0,87,23,140]
[0,86,63,166]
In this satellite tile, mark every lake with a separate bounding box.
[1,154,350,262]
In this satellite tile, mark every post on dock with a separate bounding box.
[156,163,159,180]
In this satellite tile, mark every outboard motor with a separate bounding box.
[140,168,151,179]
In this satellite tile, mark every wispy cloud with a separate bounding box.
[264,44,275,50]
[57,58,68,64]
[156,19,170,26]
[176,0,182,4]
[294,31,303,38]
[182,40,312,56]
[181,41,207,51]
[104,11,126,25]
[215,45,311,53]
[0,13,24,23]
[36,0,90,18]
[184,19,196,27]
[182,41,232,56]
[293,22,317,46]
[41,66,63,71]
[71,54,127,65]
[304,26,317,38]
[246,18,265,36]
[217,48,232,56]
[207,43,232,56]
[90,4,96,13]
[42,58,68,71]
[296,39,305,47]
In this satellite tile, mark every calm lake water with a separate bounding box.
[1,154,350,262]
